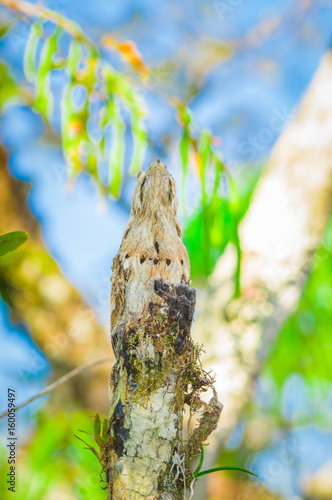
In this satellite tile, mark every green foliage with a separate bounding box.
[0,410,107,500]
[23,20,43,82]
[195,466,258,478]
[175,97,262,285]
[0,4,148,196]
[34,25,61,119]
[194,444,258,479]
[183,164,261,284]
[75,413,109,473]
[107,99,125,198]
[0,231,29,257]
[1,3,238,208]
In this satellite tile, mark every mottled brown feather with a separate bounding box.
[110,161,190,349]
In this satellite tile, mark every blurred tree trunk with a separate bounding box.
[193,51,332,497]
[0,145,113,412]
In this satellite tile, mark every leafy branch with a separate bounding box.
[0,0,229,202]
[1,0,148,197]
[0,0,256,284]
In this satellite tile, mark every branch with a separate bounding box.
[0,0,95,48]
[0,356,112,419]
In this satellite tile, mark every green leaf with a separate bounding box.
[102,65,146,188]
[23,21,43,83]
[180,128,190,172]
[194,444,205,476]
[86,141,100,183]
[194,466,258,479]
[77,429,95,439]
[78,53,98,93]
[74,434,100,461]
[94,414,101,440]
[193,442,257,481]
[34,26,62,119]
[179,128,191,212]
[0,231,29,257]
[129,119,147,175]
[108,99,125,198]
[198,130,212,205]
[102,418,108,444]
[60,83,88,177]
[66,40,81,78]
[178,104,192,127]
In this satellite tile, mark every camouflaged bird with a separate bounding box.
[110,160,190,355]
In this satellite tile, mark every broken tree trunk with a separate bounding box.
[105,161,223,499]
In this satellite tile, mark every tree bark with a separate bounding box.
[192,50,332,497]
[105,162,222,499]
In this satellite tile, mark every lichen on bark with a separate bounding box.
[105,162,222,499]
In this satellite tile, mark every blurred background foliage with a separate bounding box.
[0,0,332,499]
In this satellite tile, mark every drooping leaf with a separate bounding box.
[176,101,192,128]
[0,231,29,257]
[61,83,88,177]
[86,140,100,184]
[77,429,95,439]
[197,129,212,200]
[74,434,100,461]
[94,414,101,441]
[194,465,258,478]
[66,39,81,78]
[107,99,125,198]
[23,21,43,82]
[180,128,190,173]
[77,51,98,93]
[193,444,257,480]
[34,25,62,119]
[102,65,147,185]
[179,128,191,207]
[129,116,147,175]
